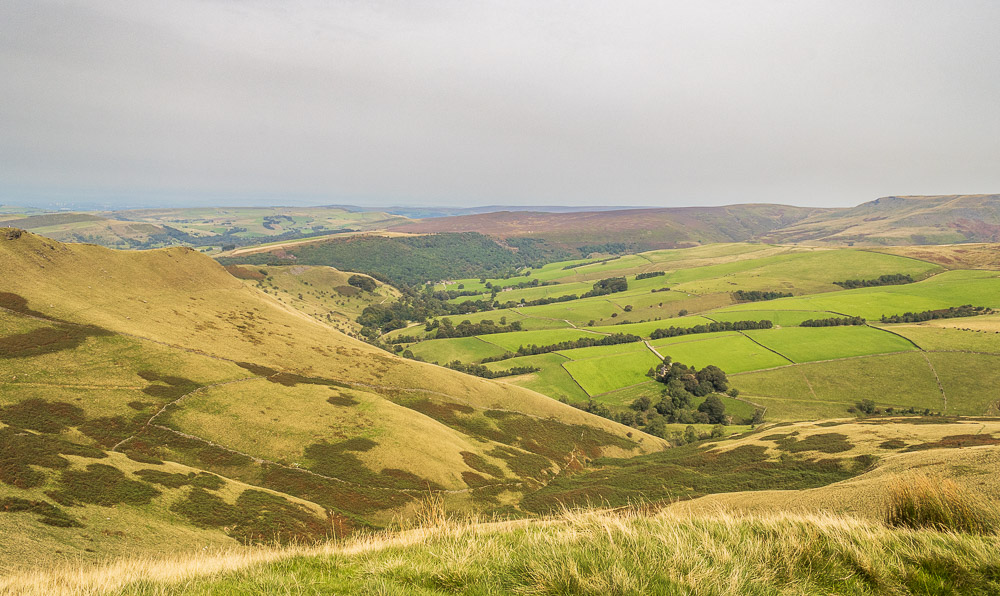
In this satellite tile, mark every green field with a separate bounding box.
[476,328,601,352]
[665,249,942,295]
[556,341,650,360]
[744,326,917,363]
[722,270,1000,320]
[584,315,714,337]
[406,336,508,364]
[730,352,943,419]
[650,332,791,373]
[562,350,662,396]
[483,353,588,402]
[707,309,841,327]
[886,324,1000,354]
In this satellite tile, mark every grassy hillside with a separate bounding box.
[223,264,399,335]
[10,424,1000,596]
[0,230,660,571]
[762,194,1000,245]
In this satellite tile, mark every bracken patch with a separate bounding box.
[0,399,85,433]
[0,427,106,489]
[303,438,440,491]
[171,487,334,545]
[48,464,160,507]
[0,496,81,527]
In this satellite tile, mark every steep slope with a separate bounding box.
[223,264,400,335]
[0,230,661,571]
[762,194,1000,245]
[390,204,828,249]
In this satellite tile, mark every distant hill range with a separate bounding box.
[390,204,828,249]
[391,195,1000,247]
[758,194,1000,245]
[3,194,1000,250]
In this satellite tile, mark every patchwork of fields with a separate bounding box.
[401,244,1000,421]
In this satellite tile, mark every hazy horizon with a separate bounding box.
[3,1,999,210]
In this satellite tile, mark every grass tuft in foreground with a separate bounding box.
[886,473,999,535]
[5,507,1000,595]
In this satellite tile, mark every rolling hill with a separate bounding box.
[0,229,660,572]
[390,195,1000,248]
[761,194,1000,245]
[390,204,828,249]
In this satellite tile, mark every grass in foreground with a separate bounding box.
[886,473,999,534]
[5,507,1000,595]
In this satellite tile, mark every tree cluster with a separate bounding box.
[732,290,793,302]
[649,320,772,340]
[581,277,628,298]
[496,293,578,309]
[834,273,914,289]
[880,305,991,324]
[357,291,495,336]
[635,271,666,280]
[347,274,377,292]
[800,316,865,327]
[429,317,523,339]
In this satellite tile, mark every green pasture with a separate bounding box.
[926,352,1000,415]
[641,242,776,263]
[407,336,508,364]
[730,352,946,420]
[650,332,790,373]
[556,341,651,360]
[515,297,622,325]
[586,315,715,338]
[744,326,917,363]
[707,309,840,327]
[452,281,592,304]
[721,270,1000,320]
[483,353,588,403]
[562,350,662,396]
[887,324,1000,354]
[477,328,601,352]
[665,249,941,295]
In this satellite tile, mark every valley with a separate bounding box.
[4,199,1000,593]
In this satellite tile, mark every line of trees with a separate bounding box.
[496,293,579,309]
[800,316,866,327]
[732,290,793,302]
[481,332,643,362]
[880,305,991,324]
[635,271,666,280]
[649,320,773,339]
[835,273,914,289]
[444,360,539,379]
[428,317,522,338]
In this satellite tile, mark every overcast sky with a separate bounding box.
[2,1,999,209]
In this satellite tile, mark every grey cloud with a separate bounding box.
[1,0,998,208]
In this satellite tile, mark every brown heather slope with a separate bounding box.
[390,204,827,248]
[761,194,1000,245]
[0,230,663,569]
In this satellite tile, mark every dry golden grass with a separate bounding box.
[5,504,1000,595]
[886,473,998,533]
[875,243,1000,270]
